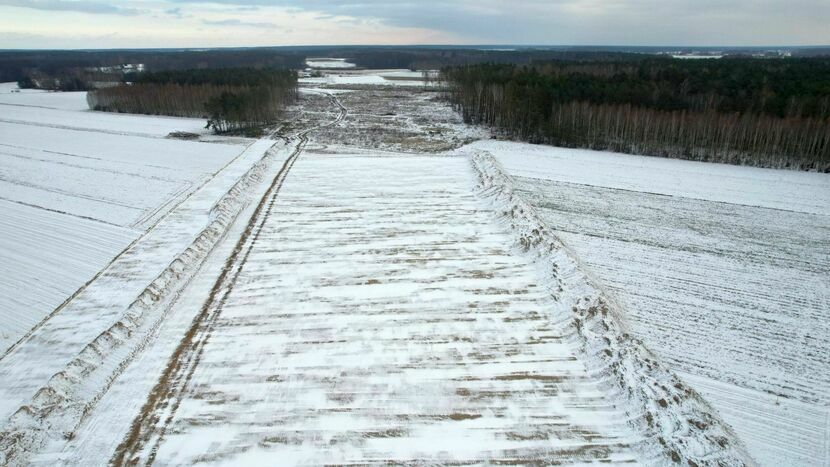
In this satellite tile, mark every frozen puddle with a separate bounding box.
[131,153,642,464]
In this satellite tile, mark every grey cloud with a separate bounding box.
[0,0,144,15]
[164,0,830,44]
[202,17,275,28]
[2,0,828,45]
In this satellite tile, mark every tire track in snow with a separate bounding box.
[0,139,282,464]
[0,133,266,361]
[0,117,171,140]
[0,114,298,464]
[111,91,347,465]
[0,149,186,183]
[0,142,174,171]
[110,150,643,465]
[0,195,127,228]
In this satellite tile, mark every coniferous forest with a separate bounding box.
[87,68,297,134]
[443,58,830,170]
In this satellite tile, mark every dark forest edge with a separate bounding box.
[5,45,828,85]
[442,59,830,171]
[4,47,830,166]
[87,68,298,135]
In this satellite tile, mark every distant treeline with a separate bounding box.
[321,46,830,70]
[0,49,305,84]
[345,50,648,71]
[443,59,830,170]
[88,68,297,134]
[1,48,652,86]
[4,46,829,87]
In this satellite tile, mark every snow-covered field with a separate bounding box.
[38,91,744,466]
[300,68,436,88]
[470,140,830,467]
[305,57,356,69]
[111,153,652,464]
[0,83,254,353]
[469,142,830,215]
[0,82,212,136]
[0,77,824,466]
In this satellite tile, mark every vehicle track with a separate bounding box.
[0,149,266,368]
[0,149,185,183]
[0,141,284,465]
[111,91,346,466]
[0,118,171,139]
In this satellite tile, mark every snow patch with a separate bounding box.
[305,58,356,69]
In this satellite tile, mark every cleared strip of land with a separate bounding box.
[115,153,646,465]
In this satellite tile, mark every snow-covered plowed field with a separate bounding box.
[0,137,289,462]
[473,141,830,466]
[0,80,817,466]
[0,124,241,227]
[300,67,436,87]
[0,82,213,136]
[112,153,653,465]
[0,83,255,353]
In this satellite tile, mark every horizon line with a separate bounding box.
[2,44,829,53]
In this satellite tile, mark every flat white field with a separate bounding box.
[470,140,830,467]
[0,199,135,347]
[0,84,251,353]
[471,142,829,216]
[0,83,211,136]
[0,82,88,110]
[300,68,432,87]
[305,57,357,69]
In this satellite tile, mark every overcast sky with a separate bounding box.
[0,0,828,49]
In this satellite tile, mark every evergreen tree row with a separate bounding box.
[443,59,830,170]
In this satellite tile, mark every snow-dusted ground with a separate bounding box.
[0,136,287,463]
[305,58,356,69]
[300,68,436,88]
[307,87,487,152]
[469,141,830,216]
[0,77,821,465]
[0,82,87,110]
[111,153,648,465]
[0,83,213,136]
[28,143,296,465]
[470,140,830,466]
[0,83,255,353]
[57,90,746,466]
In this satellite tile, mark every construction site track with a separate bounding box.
[111,91,346,466]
